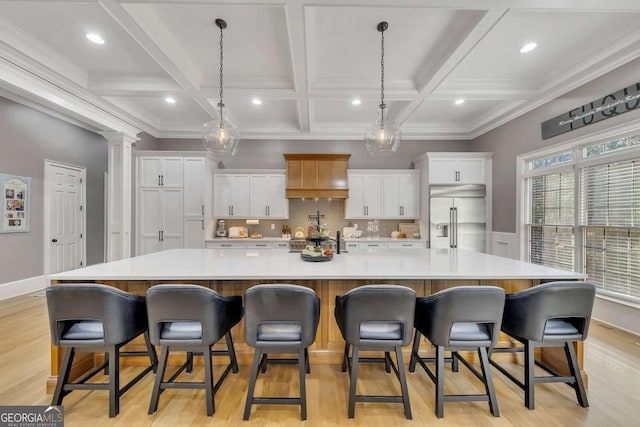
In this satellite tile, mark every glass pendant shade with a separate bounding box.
[364,106,401,156]
[202,107,240,157]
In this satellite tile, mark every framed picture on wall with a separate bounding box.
[0,173,31,233]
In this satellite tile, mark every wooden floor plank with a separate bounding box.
[0,292,638,426]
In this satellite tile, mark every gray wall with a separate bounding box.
[157,138,472,169]
[473,57,640,233]
[0,96,107,284]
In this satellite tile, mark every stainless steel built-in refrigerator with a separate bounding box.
[429,184,486,252]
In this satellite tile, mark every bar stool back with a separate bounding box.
[243,284,320,421]
[146,284,242,416]
[334,285,415,419]
[489,281,596,409]
[46,283,157,417]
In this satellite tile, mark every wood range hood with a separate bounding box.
[284,154,350,199]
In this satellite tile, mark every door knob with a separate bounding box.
[51,239,58,242]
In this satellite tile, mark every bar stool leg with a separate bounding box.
[259,353,268,374]
[479,347,500,417]
[384,352,392,373]
[348,346,359,418]
[144,331,158,373]
[395,346,412,419]
[409,329,420,372]
[203,345,215,416]
[225,331,239,374]
[305,348,311,374]
[52,346,74,406]
[435,345,445,418]
[565,341,589,407]
[524,341,535,410]
[341,343,349,373]
[149,346,169,415]
[108,347,119,417]
[298,348,307,420]
[451,351,459,372]
[243,348,262,420]
[186,352,194,373]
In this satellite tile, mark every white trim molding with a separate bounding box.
[593,295,640,336]
[0,275,46,301]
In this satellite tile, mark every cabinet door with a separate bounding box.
[345,175,365,218]
[183,158,204,217]
[267,174,288,218]
[184,218,205,249]
[213,175,232,217]
[139,157,162,187]
[399,174,420,218]
[161,158,183,187]
[383,176,401,218]
[249,175,269,217]
[363,175,383,217]
[429,159,457,184]
[230,175,250,217]
[139,189,163,255]
[457,159,485,183]
[162,189,184,249]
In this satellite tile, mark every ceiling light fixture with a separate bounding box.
[85,32,105,45]
[520,42,537,53]
[164,97,176,104]
[202,18,240,157]
[455,99,465,105]
[251,98,262,105]
[352,99,362,106]
[364,22,400,156]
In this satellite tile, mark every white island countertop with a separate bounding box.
[50,248,586,282]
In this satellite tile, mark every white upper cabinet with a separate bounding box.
[346,172,394,219]
[428,154,488,184]
[382,173,420,218]
[215,172,288,219]
[249,174,288,218]
[183,158,205,218]
[139,157,183,187]
[213,174,251,218]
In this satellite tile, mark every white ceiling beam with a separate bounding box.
[284,3,310,132]
[394,7,509,126]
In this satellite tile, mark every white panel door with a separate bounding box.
[249,175,269,217]
[213,174,233,217]
[162,189,184,249]
[346,174,365,218]
[161,158,183,187]
[184,218,205,249]
[139,189,163,255]
[183,158,204,217]
[230,175,250,217]
[457,159,485,184]
[429,159,457,184]
[139,157,161,187]
[363,175,383,217]
[383,176,401,217]
[267,174,288,218]
[399,174,420,218]
[48,164,83,273]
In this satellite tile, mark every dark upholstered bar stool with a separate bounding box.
[334,285,415,419]
[490,281,596,410]
[146,284,242,416]
[243,284,320,421]
[46,284,157,417]
[409,286,505,418]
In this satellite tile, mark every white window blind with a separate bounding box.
[525,171,575,271]
[581,159,640,300]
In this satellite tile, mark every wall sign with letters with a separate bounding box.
[541,82,640,140]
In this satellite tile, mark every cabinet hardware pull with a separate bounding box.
[402,244,411,247]
[201,220,204,230]
[256,244,266,247]
[202,205,204,215]
[158,175,161,186]
[369,244,379,247]
[161,175,164,186]
[222,244,232,247]
[158,230,161,241]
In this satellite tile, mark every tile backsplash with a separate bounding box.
[213,199,417,239]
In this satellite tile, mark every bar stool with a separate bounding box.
[145,284,242,416]
[46,283,157,417]
[334,285,415,419]
[490,281,596,409]
[243,284,320,421]
[409,286,505,418]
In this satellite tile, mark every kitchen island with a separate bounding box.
[48,248,587,391]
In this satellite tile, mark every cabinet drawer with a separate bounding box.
[247,241,275,249]
[388,241,426,249]
[274,242,290,249]
[359,242,388,249]
[345,242,360,250]
[205,241,246,249]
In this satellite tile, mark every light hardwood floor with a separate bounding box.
[0,292,638,426]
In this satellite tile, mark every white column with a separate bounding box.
[101,131,137,261]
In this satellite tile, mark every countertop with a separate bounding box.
[50,248,586,281]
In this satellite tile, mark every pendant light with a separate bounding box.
[203,18,240,156]
[364,21,401,156]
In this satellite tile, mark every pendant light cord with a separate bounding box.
[380,27,385,128]
[219,24,224,129]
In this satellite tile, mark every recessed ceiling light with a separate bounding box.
[352,99,362,106]
[86,32,105,45]
[251,98,262,105]
[520,42,537,53]
[164,97,176,104]
[454,99,465,105]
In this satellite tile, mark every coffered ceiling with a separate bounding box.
[1,0,640,140]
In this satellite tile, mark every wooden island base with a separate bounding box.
[47,278,584,393]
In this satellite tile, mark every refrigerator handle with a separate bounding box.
[453,207,458,248]
[449,207,454,248]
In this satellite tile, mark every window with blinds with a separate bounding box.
[525,171,575,271]
[581,159,640,300]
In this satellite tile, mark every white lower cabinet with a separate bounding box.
[184,218,205,249]
[205,239,290,249]
[388,241,426,249]
[138,188,184,254]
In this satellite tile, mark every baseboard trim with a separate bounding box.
[0,275,46,300]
